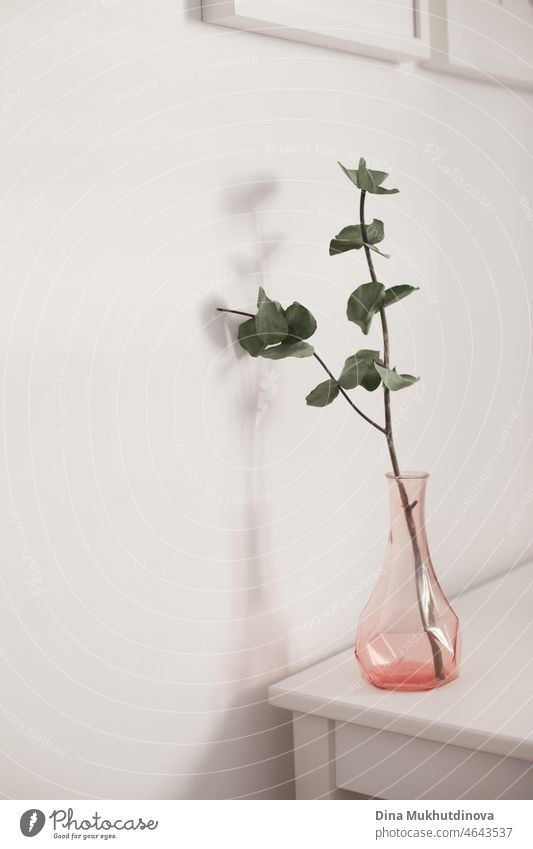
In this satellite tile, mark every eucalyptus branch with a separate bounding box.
[359,191,445,681]
[360,190,400,476]
[311,351,385,432]
[217,157,449,684]
[217,308,385,433]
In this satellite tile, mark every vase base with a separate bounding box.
[357,656,459,691]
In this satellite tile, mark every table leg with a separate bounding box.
[291,712,343,799]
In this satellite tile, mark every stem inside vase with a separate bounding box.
[389,473,446,681]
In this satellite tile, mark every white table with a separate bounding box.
[268,565,533,800]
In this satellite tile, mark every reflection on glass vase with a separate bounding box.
[355,472,460,691]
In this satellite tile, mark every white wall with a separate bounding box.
[0,0,532,800]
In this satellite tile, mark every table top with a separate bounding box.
[269,563,533,761]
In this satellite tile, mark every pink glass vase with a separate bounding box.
[355,472,460,691]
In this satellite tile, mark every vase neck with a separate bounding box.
[386,472,429,541]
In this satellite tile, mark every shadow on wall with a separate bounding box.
[189,176,295,799]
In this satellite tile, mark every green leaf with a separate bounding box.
[259,339,314,359]
[338,161,387,190]
[374,363,419,391]
[346,282,386,335]
[338,162,362,188]
[357,158,399,195]
[356,159,383,192]
[329,224,364,255]
[329,219,385,256]
[338,158,399,195]
[338,349,381,392]
[238,318,265,357]
[365,219,389,257]
[365,219,385,245]
[306,379,339,407]
[338,349,378,389]
[285,302,317,340]
[257,286,270,308]
[383,285,419,307]
[257,286,284,313]
[361,363,382,392]
[255,301,288,345]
